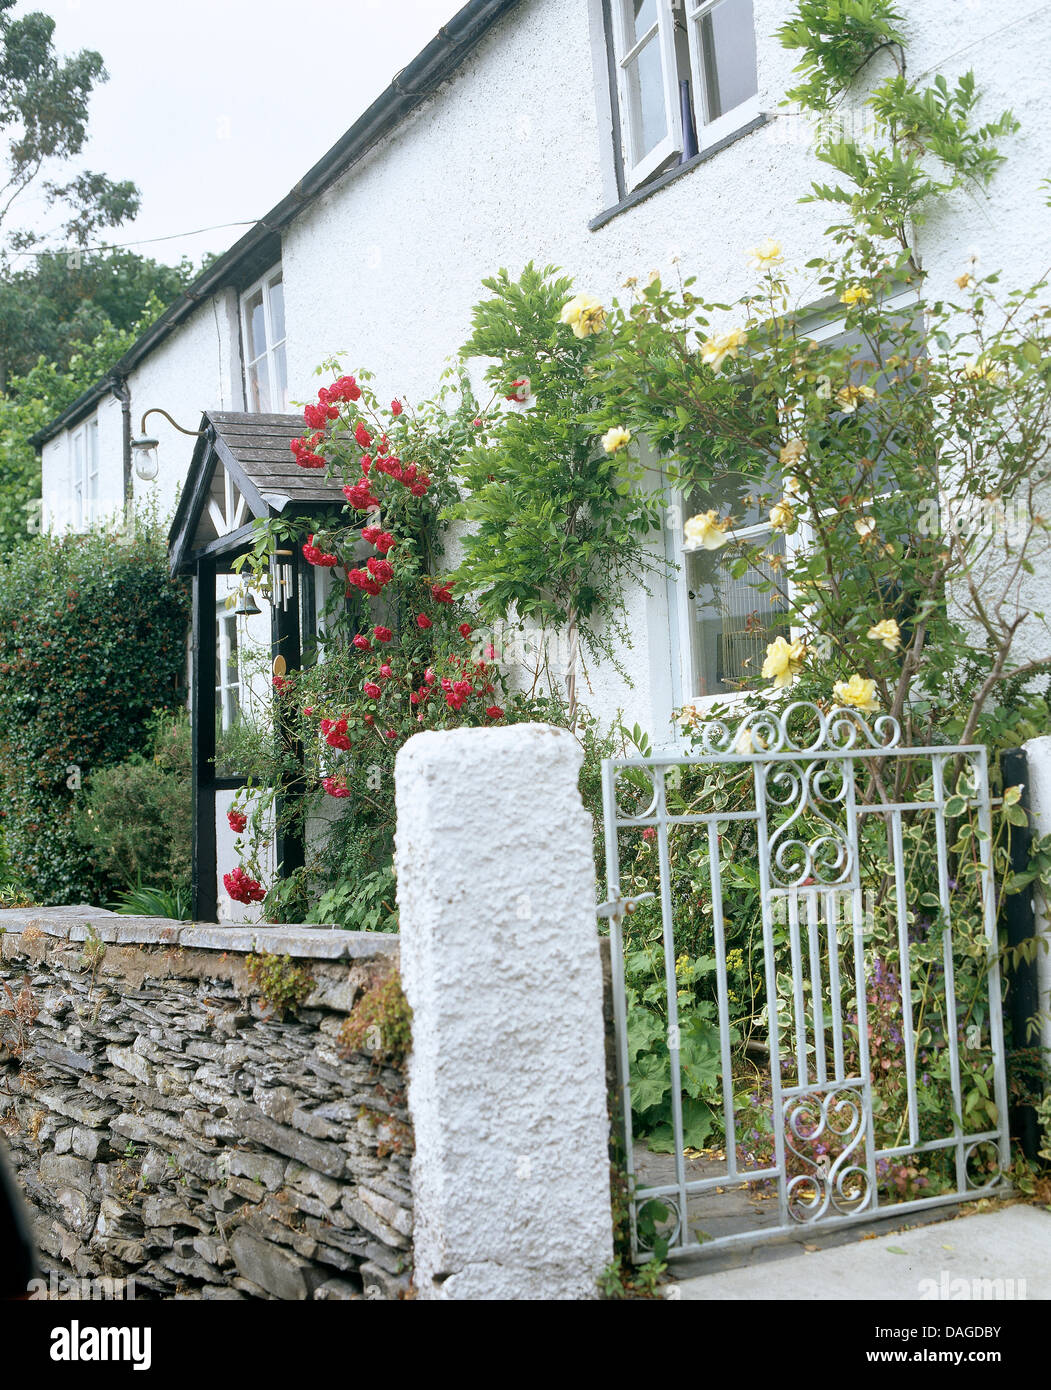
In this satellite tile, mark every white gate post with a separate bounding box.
[395,723,613,1300]
[1022,736,1051,1056]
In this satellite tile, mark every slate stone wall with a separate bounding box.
[0,908,412,1300]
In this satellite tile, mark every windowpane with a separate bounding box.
[245,289,267,361]
[695,0,757,122]
[687,530,788,697]
[624,0,658,46]
[625,34,669,160]
[267,274,285,345]
[247,357,271,413]
[272,343,288,412]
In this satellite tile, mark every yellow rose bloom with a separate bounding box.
[854,516,876,541]
[762,636,806,689]
[833,674,880,712]
[835,383,877,413]
[962,356,1003,384]
[955,272,974,290]
[734,725,767,754]
[867,618,901,651]
[701,327,748,372]
[840,284,872,306]
[683,509,729,551]
[747,237,784,271]
[560,292,607,338]
[769,499,796,531]
[779,438,807,466]
[601,426,631,454]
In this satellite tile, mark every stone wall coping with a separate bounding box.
[0,909,398,960]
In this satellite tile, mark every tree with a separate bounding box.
[0,2,137,255]
[0,248,194,385]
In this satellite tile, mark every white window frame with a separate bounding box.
[610,0,683,189]
[71,416,99,532]
[241,265,287,413]
[607,0,759,193]
[670,289,920,720]
[216,604,242,733]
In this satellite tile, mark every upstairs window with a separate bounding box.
[241,267,287,413]
[607,0,759,191]
[71,416,99,531]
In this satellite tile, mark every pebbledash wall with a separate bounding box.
[0,908,413,1300]
[38,0,1051,742]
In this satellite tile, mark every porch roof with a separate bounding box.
[167,410,347,575]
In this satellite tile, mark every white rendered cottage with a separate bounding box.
[31,0,1051,918]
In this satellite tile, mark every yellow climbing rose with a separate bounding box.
[601,426,631,454]
[701,327,748,372]
[840,284,872,306]
[769,499,796,531]
[748,237,784,271]
[833,674,880,712]
[560,292,607,338]
[762,636,806,689]
[867,618,901,651]
[836,383,877,413]
[683,509,729,550]
[779,438,807,466]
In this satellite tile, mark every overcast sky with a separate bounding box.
[12,0,465,267]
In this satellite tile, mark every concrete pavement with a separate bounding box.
[667,1204,1051,1299]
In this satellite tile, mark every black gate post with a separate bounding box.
[1002,746,1042,1161]
[271,551,305,891]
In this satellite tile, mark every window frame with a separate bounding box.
[669,288,921,720]
[71,416,99,532]
[604,0,760,194]
[240,265,287,414]
[215,603,242,734]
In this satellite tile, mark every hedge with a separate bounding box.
[0,523,190,904]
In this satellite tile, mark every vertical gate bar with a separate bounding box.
[825,889,846,1083]
[707,823,738,1181]
[655,768,689,1248]
[755,762,789,1228]
[601,759,639,1254]
[788,891,807,1087]
[975,750,1011,1175]
[890,807,920,1150]
[843,754,878,1213]
[933,754,966,1193]
[807,891,827,1088]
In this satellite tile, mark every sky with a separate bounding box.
[10,0,465,268]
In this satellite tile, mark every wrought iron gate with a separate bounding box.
[600,703,1011,1261]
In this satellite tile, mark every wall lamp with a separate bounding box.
[131,408,207,481]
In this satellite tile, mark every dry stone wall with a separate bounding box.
[0,907,412,1300]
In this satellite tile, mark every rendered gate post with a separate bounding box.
[395,723,614,1299]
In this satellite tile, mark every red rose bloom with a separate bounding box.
[391,399,403,416]
[415,614,432,630]
[363,682,382,699]
[352,635,371,651]
[320,717,352,750]
[431,583,454,604]
[343,480,379,510]
[372,625,392,643]
[227,809,247,834]
[459,623,472,639]
[355,421,372,449]
[224,866,265,904]
[321,775,351,799]
[486,706,504,720]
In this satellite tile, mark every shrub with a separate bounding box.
[74,709,191,897]
[0,521,190,903]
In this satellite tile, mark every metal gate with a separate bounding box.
[600,702,1011,1261]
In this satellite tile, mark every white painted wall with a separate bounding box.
[36,0,1051,746]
